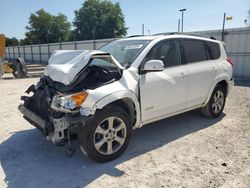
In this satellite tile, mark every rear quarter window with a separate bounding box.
[182,40,208,63]
[205,41,221,60]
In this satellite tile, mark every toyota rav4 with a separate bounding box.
[18,34,234,162]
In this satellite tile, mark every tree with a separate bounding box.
[245,9,250,26]
[24,9,71,44]
[73,0,128,40]
[6,37,19,46]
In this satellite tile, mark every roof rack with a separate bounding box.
[127,35,145,38]
[153,32,217,40]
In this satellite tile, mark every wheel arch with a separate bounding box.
[93,91,141,128]
[203,75,230,107]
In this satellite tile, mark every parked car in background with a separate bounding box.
[18,34,233,162]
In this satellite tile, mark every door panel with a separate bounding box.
[140,65,188,123]
[186,61,217,107]
[181,39,217,108]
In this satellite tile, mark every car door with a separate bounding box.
[139,40,188,124]
[181,39,218,108]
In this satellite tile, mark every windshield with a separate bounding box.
[99,39,151,67]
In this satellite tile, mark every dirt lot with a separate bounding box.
[0,76,250,188]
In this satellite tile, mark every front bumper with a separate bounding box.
[18,104,89,143]
[18,104,48,135]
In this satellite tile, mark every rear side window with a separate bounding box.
[182,40,208,63]
[205,41,221,60]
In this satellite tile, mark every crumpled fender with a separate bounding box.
[81,90,141,128]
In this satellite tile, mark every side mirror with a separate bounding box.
[142,60,164,72]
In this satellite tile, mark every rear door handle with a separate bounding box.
[212,66,218,72]
[180,72,188,78]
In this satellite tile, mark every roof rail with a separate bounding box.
[153,32,217,40]
[127,35,144,38]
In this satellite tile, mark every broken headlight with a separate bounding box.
[59,92,88,110]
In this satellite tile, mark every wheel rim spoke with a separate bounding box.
[95,138,106,150]
[214,105,217,113]
[95,125,106,135]
[115,122,125,132]
[213,95,217,103]
[115,135,125,145]
[107,141,113,154]
[108,117,115,129]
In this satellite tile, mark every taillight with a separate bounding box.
[226,57,233,66]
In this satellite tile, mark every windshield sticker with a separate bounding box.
[125,44,143,50]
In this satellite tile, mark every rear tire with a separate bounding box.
[80,105,132,162]
[201,85,226,118]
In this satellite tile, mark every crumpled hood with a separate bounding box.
[44,50,124,85]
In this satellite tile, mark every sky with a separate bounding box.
[0,0,249,39]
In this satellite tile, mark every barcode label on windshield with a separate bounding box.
[125,44,143,50]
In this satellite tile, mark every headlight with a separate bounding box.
[59,92,88,110]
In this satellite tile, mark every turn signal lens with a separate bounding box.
[70,92,88,107]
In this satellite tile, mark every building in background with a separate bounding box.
[4,27,250,78]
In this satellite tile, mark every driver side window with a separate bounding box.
[145,40,181,68]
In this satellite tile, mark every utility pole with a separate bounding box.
[92,26,97,49]
[147,29,150,35]
[178,19,180,32]
[222,13,226,41]
[142,24,145,35]
[179,9,187,32]
[222,13,232,41]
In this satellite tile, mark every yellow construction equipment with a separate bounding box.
[0,34,27,78]
[0,34,6,58]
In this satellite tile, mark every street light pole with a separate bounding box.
[179,9,187,32]
[222,13,226,41]
[142,24,145,35]
[178,19,180,32]
[221,13,233,41]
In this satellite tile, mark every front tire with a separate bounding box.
[201,85,226,118]
[80,105,132,162]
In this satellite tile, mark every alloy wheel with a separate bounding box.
[93,116,127,155]
[212,90,224,113]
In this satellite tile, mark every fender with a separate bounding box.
[202,73,231,107]
[91,90,141,128]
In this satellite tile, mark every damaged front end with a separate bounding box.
[18,50,124,146]
[18,77,88,146]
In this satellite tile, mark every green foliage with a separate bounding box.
[6,37,19,46]
[24,9,71,44]
[73,0,128,40]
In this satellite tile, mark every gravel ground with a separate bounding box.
[0,76,250,188]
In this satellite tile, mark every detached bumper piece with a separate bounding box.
[18,104,52,136]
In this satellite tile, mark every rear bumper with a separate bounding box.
[228,78,234,94]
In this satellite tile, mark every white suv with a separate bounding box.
[19,34,233,162]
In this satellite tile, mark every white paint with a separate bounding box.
[49,35,233,129]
